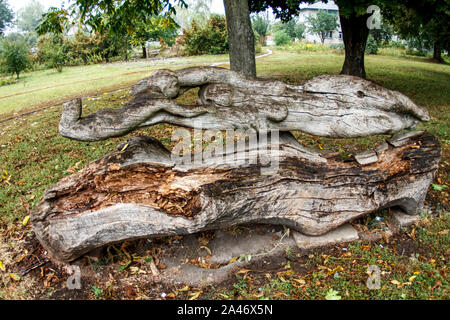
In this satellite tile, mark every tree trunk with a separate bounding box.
[259,35,265,47]
[340,13,371,79]
[58,67,430,142]
[224,0,256,77]
[433,40,443,63]
[31,131,441,262]
[142,45,147,59]
[32,67,438,263]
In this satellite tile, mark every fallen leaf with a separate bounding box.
[431,281,442,290]
[117,260,132,272]
[229,257,238,264]
[130,266,146,275]
[177,285,190,292]
[236,269,251,275]
[391,280,401,285]
[327,266,343,277]
[0,261,5,272]
[126,288,135,296]
[410,226,416,240]
[22,215,30,227]
[293,278,306,285]
[325,289,341,300]
[66,161,82,174]
[199,246,212,256]
[189,291,202,300]
[108,164,121,171]
[273,292,288,298]
[149,260,160,276]
[408,275,417,282]
[197,235,210,246]
[10,273,21,281]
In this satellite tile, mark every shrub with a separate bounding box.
[36,35,67,72]
[277,41,331,53]
[0,76,17,86]
[366,36,379,54]
[35,31,130,71]
[389,40,406,49]
[180,15,229,55]
[274,30,291,46]
[329,43,345,50]
[0,39,31,79]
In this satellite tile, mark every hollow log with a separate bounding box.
[59,67,430,142]
[31,131,441,262]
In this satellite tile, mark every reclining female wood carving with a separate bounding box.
[31,67,441,262]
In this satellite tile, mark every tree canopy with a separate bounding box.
[17,0,45,33]
[1,38,30,78]
[37,0,186,37]
[382,0,450,62]
[0,0,13,35]
[306,10,339,43]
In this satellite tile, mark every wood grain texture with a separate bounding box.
[31,132,440,262]
[59,67,430,142]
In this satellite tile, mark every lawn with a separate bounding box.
[0,49,448,300]
[0,53,230,117]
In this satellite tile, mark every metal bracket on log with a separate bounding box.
[31,67,441,263]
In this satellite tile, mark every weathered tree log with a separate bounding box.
[59,67,430,142]
[31,131,441,262]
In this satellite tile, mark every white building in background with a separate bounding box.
[298,1,343,45]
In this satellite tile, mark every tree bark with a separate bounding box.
[142,45,147,59]
[224,0,257,77]
[31,67,439,263]
[433,40,443,63]
[31,131,441,262]
[340,13,371,79]
[58,67,430,143]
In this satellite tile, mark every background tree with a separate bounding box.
[306,9,338,44]
[17,0,44,33]
[36,34,66,72]
[382,0,449,63]
[37,1,186,62]
[180,14,228,55]
[370,19,393,45]
[273,29,291,46]
[224,0,256,77]
[16,0,45,47]
[272,19,306,42]
[249,0,389,78]
[294,23,306,40]
[130,17,179,58]
[175,0,212,29]
[0,0,13,36]
[1,38,30,78]
[252,11,270,46]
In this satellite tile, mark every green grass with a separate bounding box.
[0,54,229,116]
[213,211,449,300]
[0,49,448,300]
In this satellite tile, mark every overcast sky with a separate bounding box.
[9,0,226,14]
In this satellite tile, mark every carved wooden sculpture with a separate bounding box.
[31,67,441,262]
